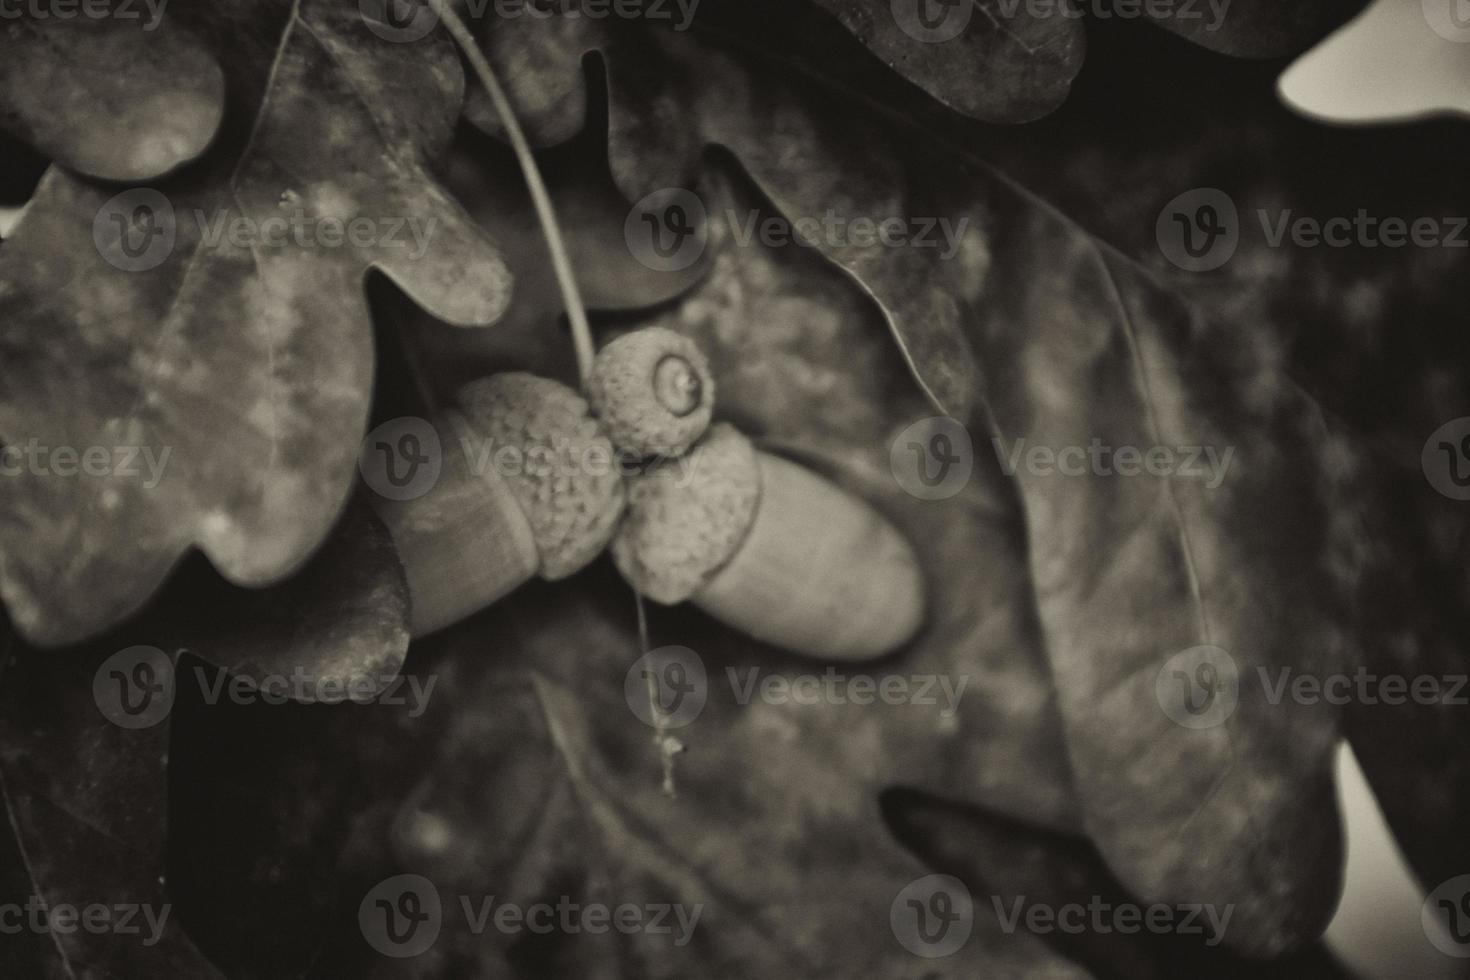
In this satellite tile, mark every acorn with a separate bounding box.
[612,423,926,661]
[372,374,625,637]
[587,326,714,458]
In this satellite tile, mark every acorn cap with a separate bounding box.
[588,326,714,458]
[612,423,760,604]
[457,373,625,580]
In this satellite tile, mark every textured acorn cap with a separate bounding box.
[456,373,624,579]
[612,423,760,604]
[588,326,714,458]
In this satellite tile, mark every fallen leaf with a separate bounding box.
[470,14,1362,954]
[804,0,1085,122]
[0,633,226,979]
[0,5,225,181]
[1145,0,1364,58]
[0,0,511,646]
[0,496,410,977]
[468,14,982,420]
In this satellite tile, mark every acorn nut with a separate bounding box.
[612,423,926,661]
[372,373,625,637]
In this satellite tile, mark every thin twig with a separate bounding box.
[636,592,681,797]
[427,0,597,384]
[429,1,681,795]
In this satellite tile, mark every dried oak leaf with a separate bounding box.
[887,791,1357,979]
[0,3,224,181]
[0,0,510,646]
[473,14,1362,955]
[1143,0,1366,58]
[936,16,1470,900]
[795,0,1085,123]
[464,0,1083,131]
[0,498,409,978]
[467,14,983,422]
